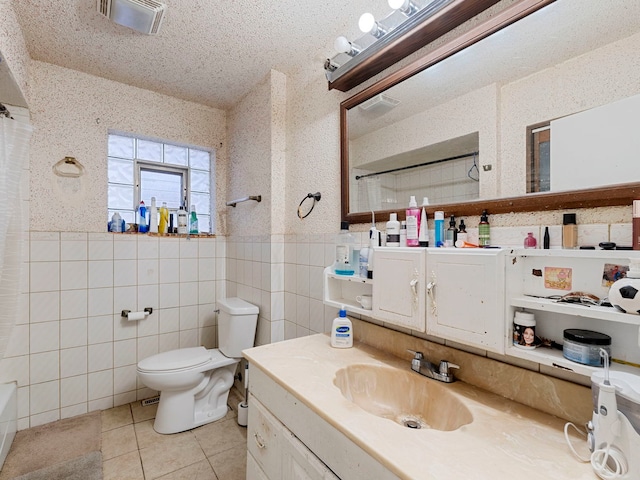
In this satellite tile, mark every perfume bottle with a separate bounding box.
[524,232,537,249]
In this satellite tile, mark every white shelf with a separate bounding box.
[505,345,639,377]
[509,249,640,259]
[325,272,372,285]
[511,296,640,326]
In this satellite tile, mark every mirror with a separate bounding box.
[342,0,640,223]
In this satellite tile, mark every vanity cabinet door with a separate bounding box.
[282,430,340,480]
[426,249,505,353]
[247,452,270,480]
[371,248,426,332]
[247,394,284,479]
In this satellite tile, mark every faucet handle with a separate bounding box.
[407,349,423,360]
[438,360,460,376]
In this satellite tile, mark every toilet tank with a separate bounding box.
[217,297,259,358]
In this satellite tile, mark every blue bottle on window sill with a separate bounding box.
[138,200,148,233]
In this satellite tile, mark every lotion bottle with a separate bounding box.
[405,196,420,247]
[331,306,353,348]
[386,213,400,246]
[177,205,188,234]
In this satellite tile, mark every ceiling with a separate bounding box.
[11,0,392,110]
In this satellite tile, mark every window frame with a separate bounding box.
[134,160,189,210]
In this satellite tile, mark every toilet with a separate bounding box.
[137,297,258,434]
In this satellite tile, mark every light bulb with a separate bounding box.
[358,13,376,34]
[388,0,417,15]
[388,0,408,9]
[358,13,387,38]
[334,36,361,56]
[334,36,352,53]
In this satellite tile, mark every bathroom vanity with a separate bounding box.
[243,335,597,479]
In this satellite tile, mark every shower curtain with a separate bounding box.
[0,114,32,361]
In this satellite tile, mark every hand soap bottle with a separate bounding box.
[331,306,353,348]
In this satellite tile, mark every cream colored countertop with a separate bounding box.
[244,334,597,480]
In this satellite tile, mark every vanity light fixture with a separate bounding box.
[334,36,362,57]
[97,0,167,35]
[388,0,419,17]
[359,13,389,38]
[325,0,457,88]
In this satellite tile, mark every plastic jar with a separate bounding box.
[513,311,537,349]
[562,329,611,366]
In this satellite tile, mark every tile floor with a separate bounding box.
[102,391,247,479]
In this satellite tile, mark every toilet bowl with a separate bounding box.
[137,297,258,434]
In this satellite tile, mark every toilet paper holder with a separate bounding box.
[121,307,153,318]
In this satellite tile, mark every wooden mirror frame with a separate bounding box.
[340,0,640,224]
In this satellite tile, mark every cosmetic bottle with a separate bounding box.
[149,197,158,233]
[406,196,420,247]
[159,202,169,235]
[189,205,199,234]
[434,211,444,247]
[562,213,577,249]
[445,215,458,248]
[455,219,467,247]
[524,232,537,249]
[543,227,550,249]
[633,200,640,250]
[138,200,148,233]
[386,213,400,247]
[478,210,490,247]
[331,306,353,349]
[418,198,429,247]
[400,221,407,247]
[334,221,355,275]
[177,206,188,235]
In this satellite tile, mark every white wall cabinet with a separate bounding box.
[371,248,426,332]
[425,248,505,354]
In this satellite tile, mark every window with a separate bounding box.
[107,134,214,233]
[526,123,550,193]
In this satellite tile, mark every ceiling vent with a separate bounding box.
[97,0,166,35]
[359,94,401,114]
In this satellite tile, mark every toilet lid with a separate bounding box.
[138,347,212,372]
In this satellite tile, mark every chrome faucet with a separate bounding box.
[408,350,459,383]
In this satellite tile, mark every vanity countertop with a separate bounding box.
[243,334,597,480]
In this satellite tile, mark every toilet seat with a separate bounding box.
[137,346,237,374]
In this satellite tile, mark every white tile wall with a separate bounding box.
[0,233,222,429]
[5,222,634,429]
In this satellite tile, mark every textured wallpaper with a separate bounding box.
[27,61,226,233]
[0,0,30,100]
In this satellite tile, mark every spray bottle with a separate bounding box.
[406,196,420,247]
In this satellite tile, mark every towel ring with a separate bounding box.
[53,156,85,178]
[297,192,321,219]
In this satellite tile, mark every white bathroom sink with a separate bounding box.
[333,364,473,431]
